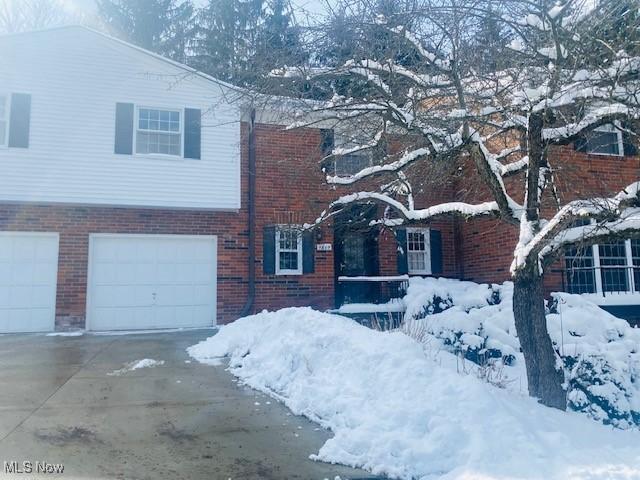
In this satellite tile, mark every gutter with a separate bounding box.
[239,108,257,318]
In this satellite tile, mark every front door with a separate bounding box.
[334,211,379,306]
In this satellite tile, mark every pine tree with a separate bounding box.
[97,0,194,62]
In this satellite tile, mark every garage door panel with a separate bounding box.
[0,234,57,332]
[88,235,216,331]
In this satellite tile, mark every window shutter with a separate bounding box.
[114,103,134,155]
[622,122,638,156]
[302,230,315,274]
[396,228,408,275]
[8,93,31,148]
[263,225,276,275]
[430,229,443,275]
[184,108,201,159]
[320,129,334,155]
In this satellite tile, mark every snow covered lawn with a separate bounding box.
[188,307,640,480]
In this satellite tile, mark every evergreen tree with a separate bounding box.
[190,0,306,87]
[97,0,194,62]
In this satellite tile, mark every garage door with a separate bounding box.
[87,235,217,331]
[0,233,59,333]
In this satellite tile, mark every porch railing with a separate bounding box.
[554,265,640,297]
[337,275,409,306]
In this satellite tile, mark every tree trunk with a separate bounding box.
[512,271,567,410]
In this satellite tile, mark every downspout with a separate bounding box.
[239,107,256,318]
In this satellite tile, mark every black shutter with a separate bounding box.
[8,93,31,148]
[396,228,408,275]
[263,225,276,275]
[320,129,334,155]
[430,229,443,275]
[622,122,638,156]
[114,103,134,155]
[302,230,315,274]
[574,134,588,152]
[184,108,201,159]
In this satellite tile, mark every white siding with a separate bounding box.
[0,27,241,210]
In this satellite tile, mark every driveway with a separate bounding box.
[0,331,370,479]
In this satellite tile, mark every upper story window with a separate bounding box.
[407,227,431,274]
[136,107,181,156]
[585,124,623,156]
[0,95,7,146]
[334,152,373,177]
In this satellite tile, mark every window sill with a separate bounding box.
[275,271,303,276]
[580,292,640,306]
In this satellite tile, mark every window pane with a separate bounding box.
[632,240,640,292]
[599,241,629,292]
[408,251,426,272]
[565,246,596,294]
[0,120,6,145]
[0,96,6,118]
[139,109,180,133]
[407,231,426,252]
[136,131,181,156]
[334,153,373,176]
[586,131,620,155]
[279,251,299,271]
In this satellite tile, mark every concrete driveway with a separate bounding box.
[0,330,370,480]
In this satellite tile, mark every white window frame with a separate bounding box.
[275,226,303,275]
[135,106,183,157]
[406,227,431,275]
[586,123,624,157]
[572,239,637,295]
[0,94,9,148]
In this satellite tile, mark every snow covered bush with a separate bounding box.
[402,277,640,429]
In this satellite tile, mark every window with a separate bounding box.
[136,107,181,156]
[565,245,596,294]
[565,238,640,295]
[0,95,7,146]
[334,153,373,177]
[585,124,623,156]
[598,241,628,292]
[276,227,302,275]
[406,228,431,274]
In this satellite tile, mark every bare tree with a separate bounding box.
[0,0,78,34]
[274,0,640,408]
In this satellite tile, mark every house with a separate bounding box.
[0,26,638,334]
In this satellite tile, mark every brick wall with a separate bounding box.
[0,122,340,328]
[456,144,640,291]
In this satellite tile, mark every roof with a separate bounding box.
[0,25,245,95]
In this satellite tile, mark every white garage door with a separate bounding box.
[87,234,217,331]
[0,233,59,333]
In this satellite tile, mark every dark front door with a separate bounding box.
[334,214,379,306]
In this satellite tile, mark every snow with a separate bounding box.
[189,307,640,480]
[46,331,84,337]
[107,358,165,376]
[336,300,405,314]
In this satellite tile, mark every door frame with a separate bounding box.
[86,233,218,331]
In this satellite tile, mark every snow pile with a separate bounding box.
[107,358,165,376]
[189,308,640,480]
[403,277,640,428]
